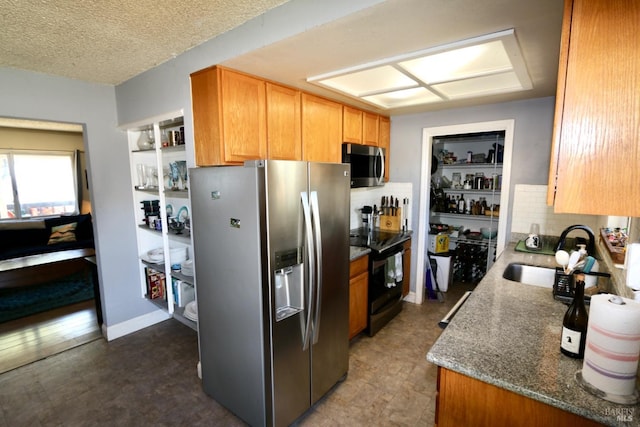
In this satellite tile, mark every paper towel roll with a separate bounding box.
[582,294,640,397]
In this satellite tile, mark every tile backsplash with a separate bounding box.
[510,184,599,237]
[350,182,413,230]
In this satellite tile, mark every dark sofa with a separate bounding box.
[0,213,95,261]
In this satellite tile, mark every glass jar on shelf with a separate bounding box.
[452,172,461,189]
[137,129,155,150]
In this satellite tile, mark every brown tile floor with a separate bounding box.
[0,283,471,427]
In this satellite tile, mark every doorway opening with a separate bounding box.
[0,117,100,372]
[415,120,514,304]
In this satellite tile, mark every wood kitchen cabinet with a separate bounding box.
[378,116,390,182]
[343,107,384,146]
[191,66,267,166]
[266,82,301,160]
[435,367,603,427]
[191,65,391,168]
[402,239,411,297]
[349,255,369,339]
[343,106,363,144]
[301,93,343,163]
[362,111,379,146]
[547,0,640,217]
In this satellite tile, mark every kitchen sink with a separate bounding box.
[502,263,556,288]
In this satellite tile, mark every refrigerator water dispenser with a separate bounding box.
[274,265,304,321]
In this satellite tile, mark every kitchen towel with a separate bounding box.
[581,294,640,398]
[394,252,403,282]
[385,255,396,288]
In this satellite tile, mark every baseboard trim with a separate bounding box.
[403,291,417,304]
[101,309,171,341]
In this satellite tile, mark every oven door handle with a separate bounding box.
[371,248,404,271]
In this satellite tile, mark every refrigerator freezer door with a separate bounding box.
[308,162,351,403]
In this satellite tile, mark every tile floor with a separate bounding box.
[0,284,470,427]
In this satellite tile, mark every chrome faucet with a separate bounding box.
[555,224,595,255]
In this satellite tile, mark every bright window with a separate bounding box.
[0,151,78,219]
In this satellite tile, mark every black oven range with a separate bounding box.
[350,227,411,336]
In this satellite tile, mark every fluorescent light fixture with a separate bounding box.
[363,87,442,109]
[307,29,532,109]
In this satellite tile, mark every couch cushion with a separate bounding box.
[45,213,93,242]
[47,222,77,245]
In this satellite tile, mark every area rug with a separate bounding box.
[0,270,94,323]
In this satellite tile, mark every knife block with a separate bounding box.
[379,208,401,231]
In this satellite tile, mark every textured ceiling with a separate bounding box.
[0,0,290,85]
[0,0,564,116]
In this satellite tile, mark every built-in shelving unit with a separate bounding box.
[124,110,196,330]
[430,131,506,284]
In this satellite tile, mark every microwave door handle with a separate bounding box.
[310,191,323,345]
[377,147,385,184]
[301,191,315,351]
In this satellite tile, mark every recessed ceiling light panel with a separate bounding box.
[307,29,532,110]
[399,40,512,84]
[432,71,523,99]
[363,87,442,109]
[315,65,417,96]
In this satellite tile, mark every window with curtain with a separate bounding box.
[0,150,78,219]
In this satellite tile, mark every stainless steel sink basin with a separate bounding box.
[502,263,556,288]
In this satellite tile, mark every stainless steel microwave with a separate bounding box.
[341,143,385,188]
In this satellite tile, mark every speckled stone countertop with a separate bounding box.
[349,246,370,261]
[427,243,639,427]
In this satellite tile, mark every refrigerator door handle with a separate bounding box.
[301,191,315,351]
[310,191,323,344]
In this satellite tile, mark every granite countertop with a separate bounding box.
[427,243,638,427]
[349,246,371,261]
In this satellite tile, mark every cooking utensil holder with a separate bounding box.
[553,268,574,299]
[553,268,611,301]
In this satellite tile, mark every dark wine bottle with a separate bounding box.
[560,273,589,358]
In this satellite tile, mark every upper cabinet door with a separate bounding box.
[343,106,363,144]
[266,83,302,160]
[301,94,343,163]
[548,0,640,216]
[220,69,267,163]
[362,112,380,146]
[190,66,266,166]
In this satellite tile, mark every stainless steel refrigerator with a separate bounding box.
[189,160,350,427]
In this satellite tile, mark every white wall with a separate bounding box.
[0,67,156,328]
[389,96,605,294]
[0,0,385,337]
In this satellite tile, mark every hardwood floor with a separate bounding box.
[0,300,102,374]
